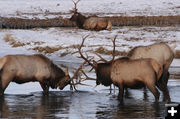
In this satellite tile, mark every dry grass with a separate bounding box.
[95,47,127,56]
[3,34,25,47]
[32,46,63,53]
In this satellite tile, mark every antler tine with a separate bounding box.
[72,0,80,12]
[78,35,95,68]
[81,70,96,81]
[71,60,86,80]
[73,82,92,87]
[111,35,118,62]
[70,60,86,91]
[91,51,108,63]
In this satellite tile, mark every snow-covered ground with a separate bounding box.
[0,26,179,94]
[0,0,180,19]
[0,0,180,95]
[0,26,179,59]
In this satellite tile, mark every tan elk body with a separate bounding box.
[127,43,175,91]
[78,36,171,103]
[70,0,112,31]
[0,54,71,95]
[110,57,162,102]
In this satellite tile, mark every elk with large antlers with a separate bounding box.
[70,0,112,31]
[0,54,85,95]
[78,36,171,103]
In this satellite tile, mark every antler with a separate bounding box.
[72,0,80,13]
[81,70,96,81]
[70,60,87,91]
[70,60,96,90]
[78,35,95,68]
[91,35,117,63]
[91,51,108,63]
[110,35,118,62]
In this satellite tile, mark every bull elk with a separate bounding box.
[0,54,83,95]
[127,43,175,100]
[70,0,112,31]
[78,36,171,103]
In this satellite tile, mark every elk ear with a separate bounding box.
[93,60,98,69]
[65,68,69,76]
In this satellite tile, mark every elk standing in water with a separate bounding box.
[70,0,112,31]
[0,54,82,95]
[78,36,171,103]
[127,43,175,101]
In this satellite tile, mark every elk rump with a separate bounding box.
[127,42,174,101]
[0,54,71,95]
[127,43,174,85]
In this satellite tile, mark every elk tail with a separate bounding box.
[150,59,163,80]
[170,44,177,56]
[106,20,112,31]
[170,44,176,51]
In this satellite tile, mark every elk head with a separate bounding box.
[56,68,71,90]
[78,35,118,86]
[69,0,87,28]
[56,60,92,91]
[70,0,81,21]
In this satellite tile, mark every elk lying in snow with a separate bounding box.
[78,36,171,103]
[127,43,175,100]
[70,0,112,31]
[0,54,82,95]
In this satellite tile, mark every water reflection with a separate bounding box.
[0,82,179,119]
[0,92,73,119]
[96,96,166,119]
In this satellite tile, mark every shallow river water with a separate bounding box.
[0,46,180,119]
[0,78,180,119]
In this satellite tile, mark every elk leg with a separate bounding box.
[118,84,124,103]
[146,83,160,103]
[162,63,171,85]
[143,87,148,101]
[0,83,4,96]
[163,87,171,102]
[40,82,49,95]
[0,73,14,95]
[156,84,171,102]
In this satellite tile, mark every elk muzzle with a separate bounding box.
[57,75,71,90]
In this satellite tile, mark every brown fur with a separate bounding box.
[0,54,71,95]
[110,57,164,103]
[94,57,166,103]
[127,42,174,102]
[70,12,112,31]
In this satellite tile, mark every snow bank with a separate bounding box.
[0,0,179,19]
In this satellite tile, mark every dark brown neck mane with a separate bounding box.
[76,13,87,28]
[96,62,113,86]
